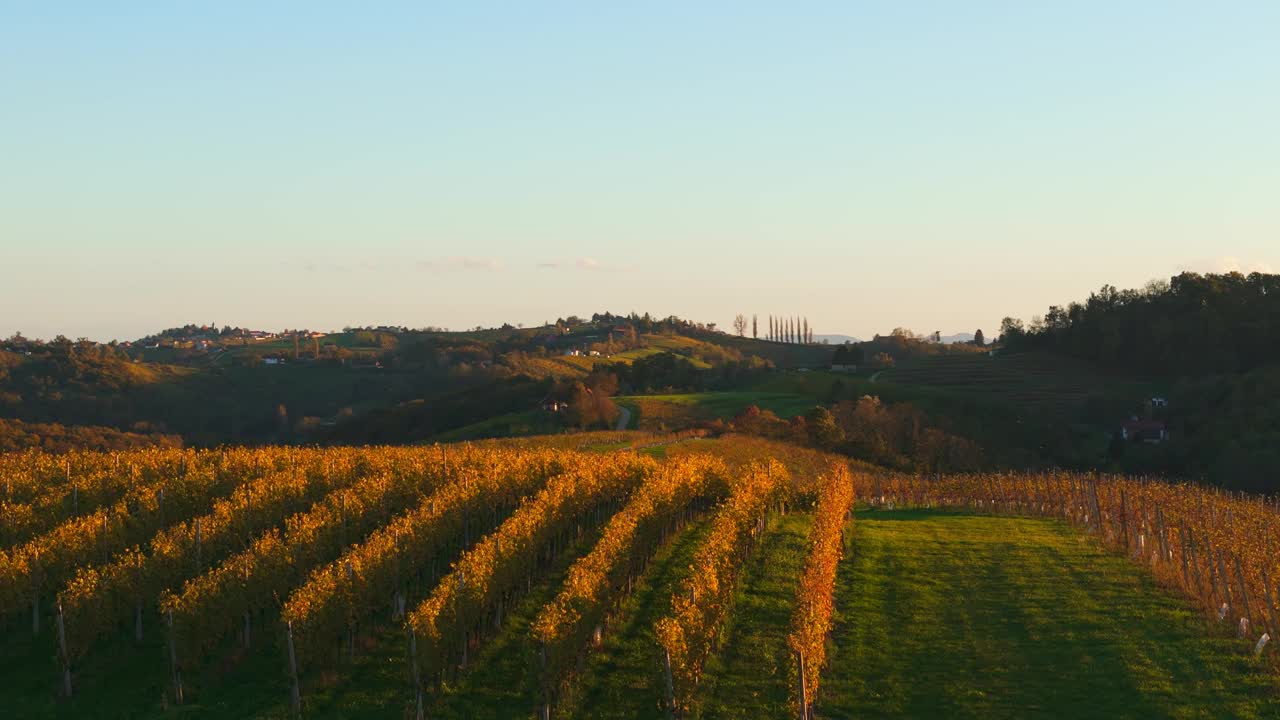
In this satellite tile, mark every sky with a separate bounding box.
[3,2,1278,342]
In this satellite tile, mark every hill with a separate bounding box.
[1,318,837,448]
[814,333,861,344]
[995,271,1280,489]
[877,351,1149,420]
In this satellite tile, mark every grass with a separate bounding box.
[820,509,1280,719]
[572,518,714,719]
[700,512,815,718]
[432,410,558,442]
[617,391,816,430]
[0,618,171,720]
[424,528,602,720]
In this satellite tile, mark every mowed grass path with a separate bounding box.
[573,518,713,718]
[701,512,814,718]
[821,510,1280,719]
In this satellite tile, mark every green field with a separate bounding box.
[820,510,1280,719]
[617,391,817,430]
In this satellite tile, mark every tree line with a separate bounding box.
[999,271,1280,376]
[730,314,815,344]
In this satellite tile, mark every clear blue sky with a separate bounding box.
[3,2,1277,341]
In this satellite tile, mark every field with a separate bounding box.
[825,510,1280,719]
[617,392,816,431]
[877,351,1154,419]
[2,438,1279,718]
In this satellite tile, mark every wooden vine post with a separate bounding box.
[409,628,424,720]
[662,647,676,720]
[1260,565,1280,641]
[166,609,183,704]
[796,648,809,720]
[539,642,551,720]
[286,620,301,718]
[56,601,72,697]
[31,549,40,636]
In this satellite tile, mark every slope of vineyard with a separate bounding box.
[3,438,1280,719]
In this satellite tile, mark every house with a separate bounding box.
[564,348,582,357]
[830,363,858,373]
[1151,396,1168,408]
[263,357,283,366]
[589,350,602,357]
[540,391,571,413]
[1121,417,1167,444]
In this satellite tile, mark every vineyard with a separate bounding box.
[3,436,1280,718]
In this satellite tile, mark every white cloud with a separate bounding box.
[417,257,502,272]
[537,257,629,272]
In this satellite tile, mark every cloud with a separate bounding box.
[537,257,630,272]
[1178,256,1275,275]
[417,257,503,272]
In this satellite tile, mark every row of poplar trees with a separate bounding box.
[766,315,813,344]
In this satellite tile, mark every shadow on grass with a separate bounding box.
[819,510,1280,720]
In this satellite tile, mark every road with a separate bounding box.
[869,369,885,384]
[616,405,632,431]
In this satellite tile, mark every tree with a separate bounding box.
[833,344,864,367]
[998,317,1025,344]
[733,314,748,337]
[752,314,758,339]
[974,329,985,347]
[806,406,844,448]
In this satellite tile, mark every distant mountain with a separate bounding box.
[815,332,973,345]
[814,334,861,344]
